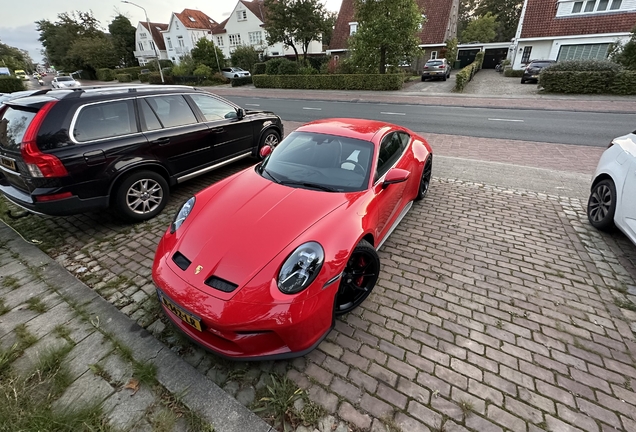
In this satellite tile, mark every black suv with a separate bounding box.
[521,60,556,84]
[0,85,283,221]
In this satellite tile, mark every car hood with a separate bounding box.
[169,169,348,299]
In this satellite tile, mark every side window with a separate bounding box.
[188,94,237,121]
[375,132,405,181]
[142,95,197,128]
[139,99,162,131]
[74,100,136,142]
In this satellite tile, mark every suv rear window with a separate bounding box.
[73,100,136,142]
[0,106,36,151]
[426,61,443,66]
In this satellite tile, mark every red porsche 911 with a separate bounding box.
[152,118,433,360]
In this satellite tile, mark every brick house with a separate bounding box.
[133,22,169,66]
[327,0,460,63]
[211,0,324,59]
[511,0,636,69]
[161,9,219,64]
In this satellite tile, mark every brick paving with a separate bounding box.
[1,127,635,430]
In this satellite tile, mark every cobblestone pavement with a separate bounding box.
[462,70,541,97]
[403,72,457,93]
[1,130,636,431]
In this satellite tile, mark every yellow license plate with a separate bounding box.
[0,157,16,171]
[160,293,203,332]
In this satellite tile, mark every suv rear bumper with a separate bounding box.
[0,184,108,216]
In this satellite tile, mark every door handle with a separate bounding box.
[151,137,171,145]
[210,127,224,133]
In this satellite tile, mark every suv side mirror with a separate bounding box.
[236,108,245,120]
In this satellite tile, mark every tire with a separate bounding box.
[520,78,526,84]
[415,156,433,201]
[587,178,616,231]
[114,170,169,222]
[335,240,380,316]
[257,129,281,159]
[442,74,447,81]
[421,76,425,82]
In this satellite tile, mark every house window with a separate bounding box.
[610,0,622,9]
[177,36,185,47]
[584,0,596,11]
[140,32,147,38]
[237,10,247,21]
[229,34,242,46]
[249,31,262,45]
[557,43,610,61]
[349,22,358,35]
[597,0,609,10]
[521,46,532,63]
[167,37,172,49]
[138,42,144,51]
[572,1,583,11]
[430,51,438,60]
[149,41,155,50]
[216,36,224,46]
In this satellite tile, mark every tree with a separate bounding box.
[0,42,32,72]
[36,11,105,70]
[264,0,332,62]
[445,38,458,64]
[66,36,119,74]
[460,13,497,43]
[610,26,636,70]
[190,38,225,72]
[348,0,423,74]
[108,15,136,67]
[458,0,479,38]
[230,46,260,72]
[475,0,522,42]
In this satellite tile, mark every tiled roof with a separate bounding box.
[212,1,268,35]
[140,22,168,51]
[175,9,218,31]
[329,0,457,50]
[211,18,229,35]
[520,0,636,38]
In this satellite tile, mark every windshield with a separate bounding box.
[260,131,374,192]
[57,77,73,81]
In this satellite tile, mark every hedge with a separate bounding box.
[148,73,175,85]
[96,68,114,81]
[0,77,25,93]
[539,70,636,94]
[139,73,150,83]
[115,66,143,80]
[253,62,266,75]
[504,69,524,77]
[278,60,299,75]
[231,76,253,87]
[253,74,403,91]
[265,58,286,75]
[453,51,485,92]
[116,74,132,83]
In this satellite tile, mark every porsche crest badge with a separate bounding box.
[195,265,203,275]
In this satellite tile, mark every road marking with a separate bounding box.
[488,118,524,122]
[381,112,406,116]
[245,103,260,107]
[303,107,322,110]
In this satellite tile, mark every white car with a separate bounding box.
[221,67,251,79]
[587,132,636,245]
[52,76,80,88]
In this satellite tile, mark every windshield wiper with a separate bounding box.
[261,166,281,184]
[279,181,339,192]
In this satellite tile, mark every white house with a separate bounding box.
[133,22,169,66]
[161,9,219,64]
[510,0,636,69]
[211,0,323,59]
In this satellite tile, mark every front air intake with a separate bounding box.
[172,252,191,271]
[205,276,238,293]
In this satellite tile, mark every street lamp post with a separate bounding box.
[122,0,164,83]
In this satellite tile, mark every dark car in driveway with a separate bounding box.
[521,60,556,84]
[0,85,283,221]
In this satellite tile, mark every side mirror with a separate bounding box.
[382,168,410,189]
[259,145,272,158]
[236,108,245,120]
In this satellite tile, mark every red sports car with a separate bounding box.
[152,118,433,360]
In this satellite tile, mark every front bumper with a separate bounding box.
[152,253,336,360]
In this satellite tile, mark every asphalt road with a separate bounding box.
[225,95,636,147]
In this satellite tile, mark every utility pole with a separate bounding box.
[122,0,165,83]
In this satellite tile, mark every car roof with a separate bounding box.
[296,118,397,143]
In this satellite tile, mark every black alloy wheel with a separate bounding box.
[587,179,616,231]
[335,240,380,316]
[415,157,433,201]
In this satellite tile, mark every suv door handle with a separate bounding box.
[210,127,224,133]
[151,137,171,146]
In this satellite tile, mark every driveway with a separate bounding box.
[403,71,456,93]
[463,69,541,96]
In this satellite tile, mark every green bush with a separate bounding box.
[139,73,150,83]
[299,66,319,75]
[193,64,213,77]
[148,73,174,85]
[504,69,524,77]
[265,58,286,75]
[204,72,230,85]
[253,62,266,75]
[114,66,143,80]
[609,70,636,94]
[278,59,299,75]
[116,74,132,83]
[231,76,253,87]
[0,77,25,92]
[96,68,114,81]
[544,59,620,72]
[475,51,485,69]
[253,74,403,90]
[453,59,482,92]
[540,70,613,94]
[307,55,329,71]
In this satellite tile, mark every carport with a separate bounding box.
[456,42,513,69]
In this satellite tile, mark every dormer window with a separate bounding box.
[349,22,358,35]
[140,32,147,38]
[570,0,622,14]
[188,16,196,22]
[237,10,247,21]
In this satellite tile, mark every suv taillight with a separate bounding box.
[439,65,445,69]
[20,101,68,178]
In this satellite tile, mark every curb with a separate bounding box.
[0,221,273,432]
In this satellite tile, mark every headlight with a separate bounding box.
[278,242,324,294]
[170,197,195,233]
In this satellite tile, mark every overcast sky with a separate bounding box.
[0,0,343,64]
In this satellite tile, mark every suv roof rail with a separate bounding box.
[59,84,198,99]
